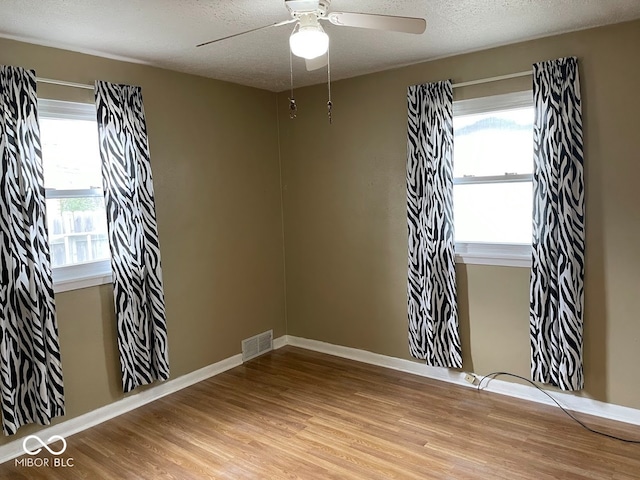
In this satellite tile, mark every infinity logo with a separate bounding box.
[22,435,67,456]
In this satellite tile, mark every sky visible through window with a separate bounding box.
[40,117,103,190]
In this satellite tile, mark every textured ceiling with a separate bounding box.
[1,0,639,92]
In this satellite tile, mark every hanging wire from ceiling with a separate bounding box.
[326,46,332,125]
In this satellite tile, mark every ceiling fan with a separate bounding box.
[197,0,426,71]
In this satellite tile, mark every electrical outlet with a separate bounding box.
[464,373,478,385]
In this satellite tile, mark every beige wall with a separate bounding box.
[1,18,639,443]
[278,20,640,409]
[0,38,286,443]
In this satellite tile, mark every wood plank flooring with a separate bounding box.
[1,346,639,479]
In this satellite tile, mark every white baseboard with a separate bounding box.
[286,336,640,427]
[3,333,637,465]
[273,334,289,350]
[0,335,288,465]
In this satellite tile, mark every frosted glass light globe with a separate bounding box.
[289,27,329,60]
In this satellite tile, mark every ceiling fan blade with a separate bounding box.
[197,18,296,48]
[305,54,328,71]
[327,12,426,34]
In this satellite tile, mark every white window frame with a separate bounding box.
[39,98,112,293]
[453,91,533,268]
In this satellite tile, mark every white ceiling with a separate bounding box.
[1,0,639,92]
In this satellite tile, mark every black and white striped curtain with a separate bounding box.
[0,66,65,435]
[406,80,462,368]
[530,57,585,391]
[95,81,169,393]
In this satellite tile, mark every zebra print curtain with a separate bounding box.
[406,80,462,368]
[0,66,65,435]
[95,81,170,393]
[530,57,585,391]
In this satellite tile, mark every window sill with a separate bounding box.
[455,252,531,268]
[54,273,113,294]
[52,259,113,293]
[455,243,531,268]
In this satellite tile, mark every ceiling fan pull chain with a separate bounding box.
[289,97,297,119]
[289,49,297,119]
[327,46,332,124]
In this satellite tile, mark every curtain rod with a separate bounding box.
[36,77,94,90]
[452,70,533,89]
[36,69,533,92]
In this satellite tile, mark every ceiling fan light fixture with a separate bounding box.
[289,15,329,60]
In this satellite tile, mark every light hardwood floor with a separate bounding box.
[1,346,639,479]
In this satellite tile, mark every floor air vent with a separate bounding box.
[242,329,273,362]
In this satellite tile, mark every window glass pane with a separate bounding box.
[40,118,102,190]
[46,197,110,268]
[454,182,532,244]
[453,107,533,177]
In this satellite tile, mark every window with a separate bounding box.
[453,91,533,267]
[39,99,112,292]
